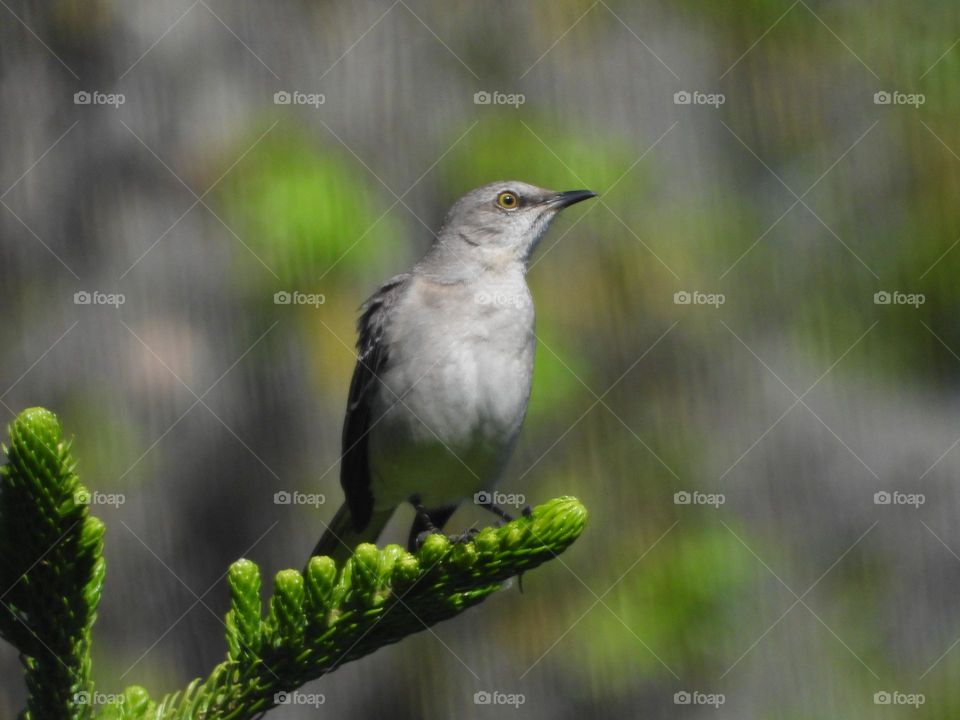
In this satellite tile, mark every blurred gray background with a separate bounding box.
[2,0,960,717]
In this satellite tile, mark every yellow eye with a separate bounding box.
[496,191,519,209]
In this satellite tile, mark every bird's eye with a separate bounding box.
[496,191,519,210]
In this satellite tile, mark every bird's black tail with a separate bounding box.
[310,502,393,566]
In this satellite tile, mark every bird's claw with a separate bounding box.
[415,527,480,550]
[448,528,480,544]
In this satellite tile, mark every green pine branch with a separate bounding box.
[0,407,587,720]
[0,408,105,720]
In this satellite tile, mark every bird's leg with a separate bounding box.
[409,498,478,546]
[476,496,515,524]
[409,494,437,532]
[409,494,450,552]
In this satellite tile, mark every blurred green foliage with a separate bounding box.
[216,127,404,285]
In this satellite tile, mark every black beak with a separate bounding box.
[547,189,598,209]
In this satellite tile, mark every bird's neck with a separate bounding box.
[417,237,527,284]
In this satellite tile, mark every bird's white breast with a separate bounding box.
[367,271,535,508]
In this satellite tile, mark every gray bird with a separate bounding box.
[312,181,596,563]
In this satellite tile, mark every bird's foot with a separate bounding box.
[414,527,479,550]
[447,527,480,544]
[409,494,437,531]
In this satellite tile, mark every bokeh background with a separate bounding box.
[2,1,960,717]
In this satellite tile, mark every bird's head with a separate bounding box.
[432,181,597,271]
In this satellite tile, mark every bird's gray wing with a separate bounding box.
[340,273,411,531]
